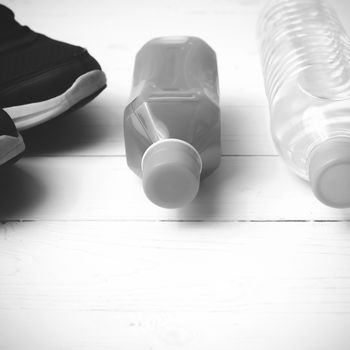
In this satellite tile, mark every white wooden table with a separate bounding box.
[1,1,350,349]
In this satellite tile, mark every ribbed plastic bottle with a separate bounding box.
[124,37,221,209]
[258,0,350,208]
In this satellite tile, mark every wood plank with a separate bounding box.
[1,221,350,350]
[23,102,275,157]
[1,310,349,350]
[2,156,350,221]
[2,221,350,312]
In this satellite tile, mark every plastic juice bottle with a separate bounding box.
[258,0,350,208]
[124,36,221,208]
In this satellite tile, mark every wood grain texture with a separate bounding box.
[1,156,350,221]
[1,221,350,350]
[2,221,350,312]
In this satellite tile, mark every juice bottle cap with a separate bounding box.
[309,139,350,208]
[141,139,202,208]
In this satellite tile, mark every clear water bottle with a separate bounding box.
[124,37,221,209]
[257,0,350,208]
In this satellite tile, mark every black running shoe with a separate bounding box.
[0,109,25,166]
[0,5,107,130]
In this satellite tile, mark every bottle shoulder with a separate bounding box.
[126,87,219,115]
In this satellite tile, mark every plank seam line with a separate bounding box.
[21,154,279,158]
[0,219,348,224]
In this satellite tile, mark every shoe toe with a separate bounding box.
[0,37,105,107]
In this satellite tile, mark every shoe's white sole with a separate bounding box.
[4,70,107,131]
[0,134,25,166]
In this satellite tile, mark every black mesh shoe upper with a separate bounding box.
[0,108,19,137]
[0,5,103,108]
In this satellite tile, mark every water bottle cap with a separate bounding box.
[141,139,202,208]
[309,140,350,208]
